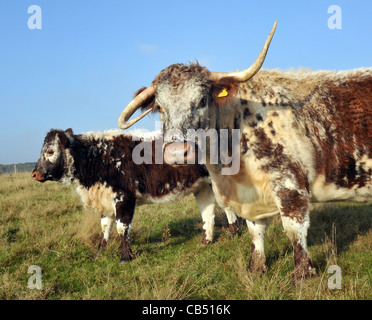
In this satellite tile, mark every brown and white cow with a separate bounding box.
[118,21,372,279]
[32,128,239,264]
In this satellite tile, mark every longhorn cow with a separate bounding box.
[118,21,372,279]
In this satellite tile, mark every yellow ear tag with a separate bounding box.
[218,88,228,98]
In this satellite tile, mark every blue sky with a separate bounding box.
[0,0,371,164]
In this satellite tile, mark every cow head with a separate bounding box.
[32,129,73,183]
[118,22,277,165]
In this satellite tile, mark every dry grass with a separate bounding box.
[0,172,371,300]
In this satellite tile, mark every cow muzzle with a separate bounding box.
[32,170,46,182]
[163,142,197,166]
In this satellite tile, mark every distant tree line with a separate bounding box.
[0,163,36,174]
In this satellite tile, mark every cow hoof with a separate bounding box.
[119,256,134,265]
[248,249,267,274]
[93,252,100,261]
[201,230,212,245]
[292,266,318,282]
[201,239,212,245]
[247,264,268,275]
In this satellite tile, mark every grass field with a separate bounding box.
[0,172,371,300]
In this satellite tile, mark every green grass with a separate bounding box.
[0,172,371,300]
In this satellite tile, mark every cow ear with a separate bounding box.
[58,131,70,150]
[65,128,73,135]
[134,87,156,113]
[211,77,238,107]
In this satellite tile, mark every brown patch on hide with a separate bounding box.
[276,189,308,223]
[253,128,309,187]
[253,128,284,163]
[253,128,310,222]
[240,133,249,155]
[303,75,372,189]
[130,140,209,198]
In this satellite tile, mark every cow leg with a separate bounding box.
[194,186,215,245]
[94,214,115,260]
[224,207,240,238]
[275,185,317,280]
[280,212,317,280]
[115,195,136,264]
[246,218,269,273]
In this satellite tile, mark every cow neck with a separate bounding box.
[69,135,107,189]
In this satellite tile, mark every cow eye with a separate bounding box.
[156,105,163,113]
[46,150,54,157]
[199,96,207,108]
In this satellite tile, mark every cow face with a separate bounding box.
[154,63,239,164]
[32,129,72,183]
[156,64,215,140]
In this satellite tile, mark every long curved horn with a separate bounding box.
[209,21,277,82]
[118,84,157,130]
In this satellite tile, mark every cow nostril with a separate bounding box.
[32,170,45,182]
